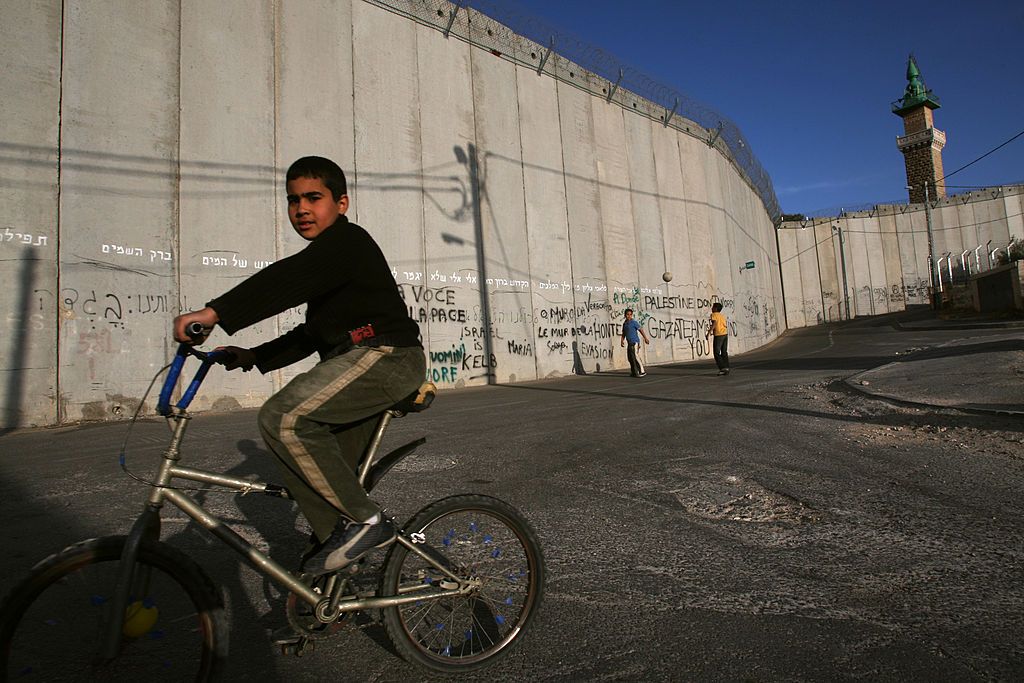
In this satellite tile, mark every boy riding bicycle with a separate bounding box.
[173,156,424,574]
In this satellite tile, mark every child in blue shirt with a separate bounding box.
[619,308,650,377]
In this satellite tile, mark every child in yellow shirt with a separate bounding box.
[706,302,730,375]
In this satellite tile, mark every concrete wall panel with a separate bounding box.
[814,223,842,321]
[651,123,697,361]
[1005,188,1024,249]
[844,217,872,317]
[676,134,714,362]
[746,187,780,345]
[736,185,760,347]
[556,81,609,374]
[879,212,905,310]
[591,101,637,372]
[778,230,804,328]
[862,215,889,315]
[277,0,356,178]
[515,66,574,379]
[468,37,534,385]
[58,1,182,421]
[415,21,482,387]
[352,3,424,284]
[712,162,742,342]
[266,0,359,392]
[947,201,970,263]
[0,0,61,427]
[797,226,824,326]
[976,193,1008,265]
[933,204,956,286]
[900,209,931,304]
[623,114,671,365]
[178,0,277,412]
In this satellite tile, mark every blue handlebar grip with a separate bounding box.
[176,361,214,411]
[157,347,190,416]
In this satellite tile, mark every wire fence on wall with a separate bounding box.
[793,179,1024,220]
[366,0,781,222]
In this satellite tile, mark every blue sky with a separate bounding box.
[468,0,1024,216]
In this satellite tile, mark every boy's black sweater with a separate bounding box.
[208,216,420,373]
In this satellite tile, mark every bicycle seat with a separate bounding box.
[390,382,436,415]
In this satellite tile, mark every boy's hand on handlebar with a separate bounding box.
[173,307,220,344]
[217,346,256,371]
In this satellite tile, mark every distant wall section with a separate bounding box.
[778,185,1024,326]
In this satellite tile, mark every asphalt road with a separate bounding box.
[1,312,1022,681]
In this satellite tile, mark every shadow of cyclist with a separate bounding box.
[160,436,306,673]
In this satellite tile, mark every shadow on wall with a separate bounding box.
[2,249,37,435]
[454,143,495,385]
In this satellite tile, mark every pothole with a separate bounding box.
[672,475,818,524]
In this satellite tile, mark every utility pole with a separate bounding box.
[907,182,939,308]
[834,224,850,320]
[923,182,938,309]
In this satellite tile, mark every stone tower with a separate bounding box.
[892,55,946,203]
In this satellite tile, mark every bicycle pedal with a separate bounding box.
[271,627,304,647]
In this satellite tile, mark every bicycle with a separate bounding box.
[0,329,545,679]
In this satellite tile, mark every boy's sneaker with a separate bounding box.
[638,371,647,377]
[304,515,395,574]
[717,370,726,375]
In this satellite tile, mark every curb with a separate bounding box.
[845,364,1024,418]
[894,319,1024,332]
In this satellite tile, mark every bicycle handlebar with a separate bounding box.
[156,323,233,416]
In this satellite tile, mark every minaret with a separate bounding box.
[892,55,946,203]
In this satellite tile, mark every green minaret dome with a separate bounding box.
[892,54,941,115]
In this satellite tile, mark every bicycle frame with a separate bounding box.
[101,344,467,661]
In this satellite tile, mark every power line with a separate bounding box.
[939,128,1024,184]
[941,183,1013,189]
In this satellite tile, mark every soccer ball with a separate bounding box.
[662,271,673,283]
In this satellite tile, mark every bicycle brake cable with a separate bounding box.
[118,361,172,487]
[118,358,240,494]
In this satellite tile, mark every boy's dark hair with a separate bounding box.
[287,156,347,201]
[711,302,723,312]
[624,308,633,315]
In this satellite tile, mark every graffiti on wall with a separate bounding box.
[2,229,48,247]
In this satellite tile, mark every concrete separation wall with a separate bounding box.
[778,185,1024,326]
[0,0,782,428]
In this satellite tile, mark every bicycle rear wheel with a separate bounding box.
[0,536,227,681]
[380,494,544,673]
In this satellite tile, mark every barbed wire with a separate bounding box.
[792,180,1024,220]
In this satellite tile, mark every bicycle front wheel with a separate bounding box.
[0,536,227,681]
[380,494,545,673]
